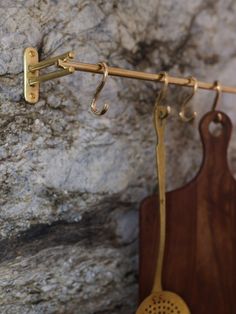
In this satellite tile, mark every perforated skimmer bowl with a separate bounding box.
[137,291,190,314]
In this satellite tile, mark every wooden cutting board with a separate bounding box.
[139,110,236,313]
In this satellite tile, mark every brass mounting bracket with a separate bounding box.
[24,47,75,104]
[24,47,39,103]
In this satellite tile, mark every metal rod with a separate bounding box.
[29,51,75,72]
[58,59,236,94]
[29,67,75,85]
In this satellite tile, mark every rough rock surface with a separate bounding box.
[0,0,236,313]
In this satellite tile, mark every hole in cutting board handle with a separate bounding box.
[208,120,223,137]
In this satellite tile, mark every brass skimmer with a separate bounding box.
[136,73,190,314]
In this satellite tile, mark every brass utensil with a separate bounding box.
[136,105,190,314]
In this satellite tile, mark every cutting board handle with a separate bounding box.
[199,110,232,173]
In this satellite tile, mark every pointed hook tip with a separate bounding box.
[91,103,109,116]
[179,110,197,122]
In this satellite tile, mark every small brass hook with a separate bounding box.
[154,72,171,120]
[90,62,109,116]
[211,80,222,122]
[212,80,221,111]
[179,76,198,122]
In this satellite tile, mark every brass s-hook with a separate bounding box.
[179,76,198,122]
[154,72,171,122]
[211,80,222,122]
[90,62,109,116]
[212,80,221,111]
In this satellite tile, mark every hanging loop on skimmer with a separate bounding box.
[155,71,171,121]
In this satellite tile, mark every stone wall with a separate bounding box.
[0,0,236,313]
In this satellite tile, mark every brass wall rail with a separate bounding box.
[24,47,236,104]
[58,59,236,94]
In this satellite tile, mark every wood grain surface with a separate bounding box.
[139,111,236,313]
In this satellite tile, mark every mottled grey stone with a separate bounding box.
[0,245,137,314]
[0,0,236,313]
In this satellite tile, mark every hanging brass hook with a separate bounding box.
[212,80,221,111]
[154,72,171,121]
[90,62,109,116]
[211,80,222,122]
[179,76,198,122]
